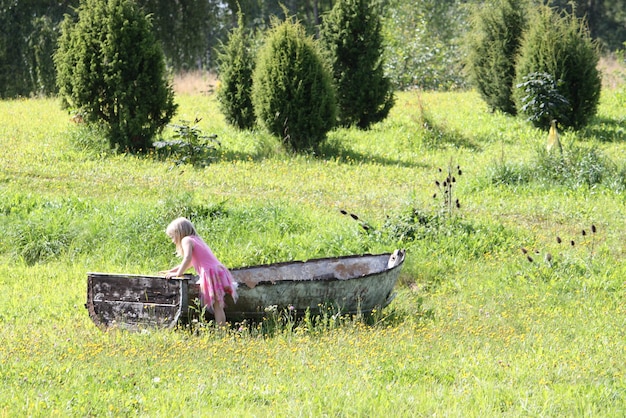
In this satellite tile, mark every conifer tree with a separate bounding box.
[320,0,394,129]
[252,16,336,152]
[514,5,601,129]
[55,0,177,152]
[216,10,256,130]
[465,0,528,115]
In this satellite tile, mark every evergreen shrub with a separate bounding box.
[251,17,336,152]
[216,10,256,130]
[514,5,601,130]
[465,0,528,115]
[320,0,394,129]
[55,0,177,152]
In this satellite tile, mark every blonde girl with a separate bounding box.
[164,217,238,325]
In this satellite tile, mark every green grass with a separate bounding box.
[1,85,626,416]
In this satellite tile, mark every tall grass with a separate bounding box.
[1,73,626,416]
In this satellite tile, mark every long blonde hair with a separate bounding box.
[165,217,198,256]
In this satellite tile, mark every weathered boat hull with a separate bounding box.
[86,250,405,330]
[86,274,187,330]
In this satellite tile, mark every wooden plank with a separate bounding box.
[88,274,181,304]
[86,274,186,329]
[90,300,181,329]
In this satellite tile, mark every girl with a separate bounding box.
[163,217,238,325]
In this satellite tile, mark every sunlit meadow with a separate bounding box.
[1,65,625,416]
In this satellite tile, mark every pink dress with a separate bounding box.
[188,235,238,312]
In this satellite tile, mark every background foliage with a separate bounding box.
[382,0,469,90]
[1,0,624,98]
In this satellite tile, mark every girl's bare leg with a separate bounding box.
[213,302,226,326]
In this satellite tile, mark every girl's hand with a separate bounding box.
[161,265,181,279]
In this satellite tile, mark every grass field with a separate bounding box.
[1,70,626,416]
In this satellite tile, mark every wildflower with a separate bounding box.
[591,224,597,233]
[556,236,562,243]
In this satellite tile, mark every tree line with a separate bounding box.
[0,0,624,99]
[53,0,603,160]
[55,0,394,152]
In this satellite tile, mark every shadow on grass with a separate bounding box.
[208,114,623,166]
[215,137,430,168]
[315,140,432,169]
[419,120,483,152]
[213,115,482,167]
[579,116,626,143]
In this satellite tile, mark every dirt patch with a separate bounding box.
[598,55,626,90]
[172,71,219,95]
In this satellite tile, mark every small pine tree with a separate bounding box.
[216,10,256,130]
[514,5,601,130]
[55,0,177,152]
[516,72,570,128]
[251,16,336,152]
[465,0,528,115]
[320,0,394,129]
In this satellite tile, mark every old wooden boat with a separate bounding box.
[86,249,405,330]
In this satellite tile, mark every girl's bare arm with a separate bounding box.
[166,237,194,278]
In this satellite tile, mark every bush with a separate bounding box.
[55,0,177,152]
[153,120,220,167]
[514,5,601,130]
[487,143,615,189]
[251,16,336,152]
[516,72,570,128]
[216,10,256,130]
[319,0,394,128]
[465,0,528,115]
[28,16,59,96]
